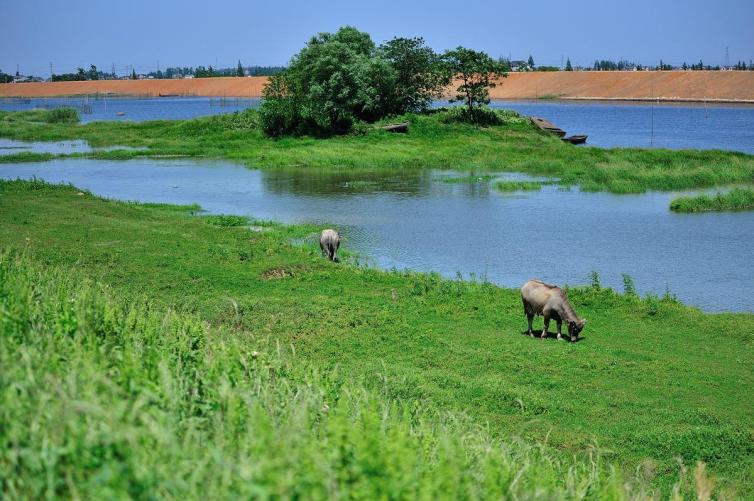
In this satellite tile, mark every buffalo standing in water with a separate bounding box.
[319,229,340,262]
[521,279,586,342]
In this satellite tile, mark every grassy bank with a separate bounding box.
[1,253,639,499]
[670,187,754,212]
[1,108,753,194]
[1,179,753,497]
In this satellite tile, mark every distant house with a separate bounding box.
[183,74,195,79]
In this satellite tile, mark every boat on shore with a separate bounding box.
[530,117,566,137]
[562,135,588,144]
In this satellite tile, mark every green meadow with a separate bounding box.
[2,108,754,195]
[1,179,752,498]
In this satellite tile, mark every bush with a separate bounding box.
[438,106,503,126]
[259,94,302,137]
[46,107,79,123]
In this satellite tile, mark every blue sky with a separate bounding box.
[3,0,753,76]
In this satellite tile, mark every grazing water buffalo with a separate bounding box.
[319,229,340,262]
[521,279,586,342]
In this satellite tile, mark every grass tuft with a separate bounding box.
[669,187,754,212]
[496,180,543,192]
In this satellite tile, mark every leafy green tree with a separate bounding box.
[565,58,573,71]
[527,55,535,70]
[442,47,507,121]
[378,37,450,113]
[236,60,244,77]
[261,26,398,136]
[131,68,137,80]
[87,65,98,80]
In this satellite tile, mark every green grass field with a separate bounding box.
[1,179,752,498]
[2,108,754,195]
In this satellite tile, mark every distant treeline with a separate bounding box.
[27,62,286,83]
[591,59,754,71]
[156,63,286,79]
[494,56,754,72]
[51,65,110,81]
[7,56,754,84]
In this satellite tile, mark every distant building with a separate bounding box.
[12,75,44,83]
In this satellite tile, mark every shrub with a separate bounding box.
[589,270,602,290]
[438,106,503,126]
[46,107,80,123]
[622,273,637,296]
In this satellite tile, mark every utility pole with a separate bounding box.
[50,62,53,82]
[725,46,729,68]
[112,63,116,79]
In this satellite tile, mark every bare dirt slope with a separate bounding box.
[485,71,754,102]
[1,72,753,102]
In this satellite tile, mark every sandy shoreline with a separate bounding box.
[1,71,753,103]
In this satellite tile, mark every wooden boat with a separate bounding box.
[562,135,588,145]
[381,122,409,133]
[530,117,566,137]
[158,93,179,97]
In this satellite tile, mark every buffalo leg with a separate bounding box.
[541,316,550,339]
[527,313,534,336]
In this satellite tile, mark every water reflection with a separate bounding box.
[0,138,146,156]
[261,168,427,196]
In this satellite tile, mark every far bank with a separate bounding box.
[2,71,754,103]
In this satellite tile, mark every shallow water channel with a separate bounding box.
[2,157,753,312]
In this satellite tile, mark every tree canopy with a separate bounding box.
[260,26,504,137]
[443,47,507,121]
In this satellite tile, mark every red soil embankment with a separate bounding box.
[0,77,268,99]
[1,72,753,103]
[486,71,754,102]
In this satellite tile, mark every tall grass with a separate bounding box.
[0,252,646,499]
[0,107,79,124]
[669,187,754,212]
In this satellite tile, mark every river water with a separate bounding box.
[2,96,753,153]
[2,158,752,313]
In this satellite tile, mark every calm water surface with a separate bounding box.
[2,158,752,313]
[2,96,753,152]
[0,137,145,155]
[0,96,260,123]
[489,99,754,153]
